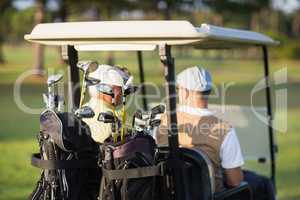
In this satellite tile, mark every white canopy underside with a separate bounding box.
[25,21,279,49]
[74,44,156,51]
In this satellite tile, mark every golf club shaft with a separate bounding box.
[79,74,87,108]
[112,105,118,143]
[48,86,55,110]
[57,98,64,112]
[121,103,126,143]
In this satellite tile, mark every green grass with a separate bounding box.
[0,45,299,199]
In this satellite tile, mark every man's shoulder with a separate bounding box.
[160,112,232,134]
[160,111,232,125]
[209,115,232,128]
[176,111,233,138]
[207,115,233,140]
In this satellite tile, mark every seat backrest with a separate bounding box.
[180,147,215,200]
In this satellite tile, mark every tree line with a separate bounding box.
[0,0,300,71]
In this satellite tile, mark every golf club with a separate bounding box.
[133,104,165,134]
[96,83,113,96]
[120,75,136,143]
[77,61,98,108]
[47,74,63,111]
[98,111,115,123]
[98,111,119,138]
[75,106,95,118]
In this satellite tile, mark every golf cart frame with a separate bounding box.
[25,20,279,200]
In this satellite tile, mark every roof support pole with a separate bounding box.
[159,44,189,200]
[262,46,276,192]
[62,45,80,112]
[137,51,148,111]
[159,44,179,154]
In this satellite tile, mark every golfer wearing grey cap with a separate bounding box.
[156,66,244,193]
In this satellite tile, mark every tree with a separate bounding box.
[53,0,68,64]
[292,9,300,37]
[33,0,46,75]
[0,0,12,64]
[63,0,137,65]
[202,0,271,29]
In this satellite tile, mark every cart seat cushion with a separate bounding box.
[181,147,215,200]
[180,147,252,200]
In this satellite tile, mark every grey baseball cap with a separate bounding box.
[176,66,212,92]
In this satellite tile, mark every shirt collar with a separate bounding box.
[178,104,214,117]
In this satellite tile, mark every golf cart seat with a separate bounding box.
[180,147,252,200]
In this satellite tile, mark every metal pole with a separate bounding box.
[159,44,188,200]
[159,45,179,153]
[137,51,148,111]
[62,45,80,111]
[262,46,276,192]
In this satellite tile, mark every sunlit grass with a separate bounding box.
[0,44,299,200]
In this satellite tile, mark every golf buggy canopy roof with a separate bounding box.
[25,20,278,193]
[24,20,279,49]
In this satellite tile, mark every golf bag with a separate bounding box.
[29,109,101,200]
[99,134,168,200]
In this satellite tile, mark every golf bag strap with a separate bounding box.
[102,163,165,180]
[31,153,98,169]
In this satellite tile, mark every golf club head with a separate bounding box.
[150,104,165,118]
[47,74,63,86]
[77,61,98,73]
[134,109,143,120]
[75,106,95,118]
[96,83,114,96]
[124,76,134,90]
[124,86,138,96]
[149,119,161,127]
[85,77,101,87]
[98,111,115,123]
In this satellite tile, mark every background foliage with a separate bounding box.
[0,0,299,200]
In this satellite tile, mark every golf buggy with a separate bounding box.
[25,21,279,200]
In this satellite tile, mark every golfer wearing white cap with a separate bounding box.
[156,66,244,193]
[83,64,132,143]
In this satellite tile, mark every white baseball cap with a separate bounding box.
[176,66,212,92]
[88,64,130,87]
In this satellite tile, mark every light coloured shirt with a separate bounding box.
[83,98,122,143]
[176,105,245,169]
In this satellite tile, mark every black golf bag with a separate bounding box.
[29,109,101,200]
[99,134,170,200]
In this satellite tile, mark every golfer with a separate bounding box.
[83,64,131,143]
[156,66,275,199]
[156,66,243,192]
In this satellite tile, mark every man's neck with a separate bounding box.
[181,100,208,109]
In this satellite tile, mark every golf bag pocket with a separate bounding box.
[40,109,95,152]
[99,134,166,200]
[30,151,100,200]
[30,109,101,200]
